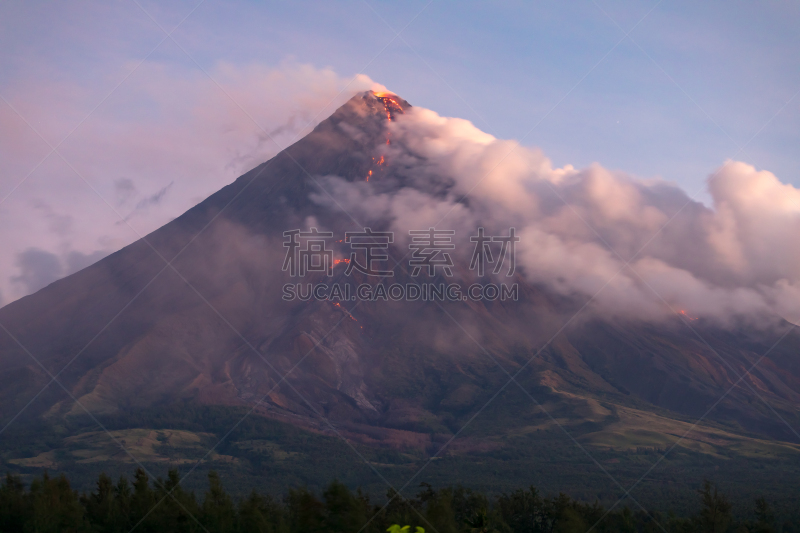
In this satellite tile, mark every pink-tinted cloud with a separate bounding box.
[313,102,800,326]
[0,60,384,305]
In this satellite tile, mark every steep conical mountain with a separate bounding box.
[1,92,799,501]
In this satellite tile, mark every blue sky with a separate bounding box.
[0,0,798,304]
[3,1,797,190]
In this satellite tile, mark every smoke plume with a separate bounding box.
[312,103,800,326]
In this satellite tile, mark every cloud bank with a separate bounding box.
[314,103,800,326]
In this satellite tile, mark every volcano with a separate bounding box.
[1,91,799,503]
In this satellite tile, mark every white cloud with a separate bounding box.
[313,102,800,326]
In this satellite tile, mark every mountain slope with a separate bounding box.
[1,90,799,463]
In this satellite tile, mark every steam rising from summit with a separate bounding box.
[314,92,800,326]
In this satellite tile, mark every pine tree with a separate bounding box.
[238,490,286,533]
[201,471,236,533]
[151,468,200,532]
[752,496,776,533]
[696,481,732,533]
[322,480,370,533]
[83,472,119,531]
[28,471,86,533]
[130,468,157,532]
[113,476,132,531]
[421,487,458,533]
[0,473,27,532]
[286,486,324,533]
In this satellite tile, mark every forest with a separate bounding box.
[0,468,796,533]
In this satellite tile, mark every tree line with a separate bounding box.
[0,468,795,532]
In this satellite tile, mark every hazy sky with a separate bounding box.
[0,1,798,305]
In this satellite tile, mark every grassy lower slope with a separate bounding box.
[1,402,799,520]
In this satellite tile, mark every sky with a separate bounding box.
[0,0,798,306]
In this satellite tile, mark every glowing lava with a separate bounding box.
[374,92,404,137]
[365,92,403,180]
[332,301,358,321]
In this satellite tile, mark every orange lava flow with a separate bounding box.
[365,92,404,179]
[334,258,350,265]
[374,92,404,127]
